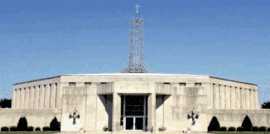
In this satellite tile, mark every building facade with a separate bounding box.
[1,73,269,133]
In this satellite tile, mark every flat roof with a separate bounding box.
[13,73,257,86]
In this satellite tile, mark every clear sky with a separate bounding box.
[0,0,269,103]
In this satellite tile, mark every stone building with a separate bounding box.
[1,5,270,134]
[0,73,269,133]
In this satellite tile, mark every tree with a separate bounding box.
[17,117,28,131]
[262,101,270,109]
[50,117,61,131]
[0,98,11,108]
[208,117,220,132]
[241,116,253,131]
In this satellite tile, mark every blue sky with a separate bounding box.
[0,0,270,103]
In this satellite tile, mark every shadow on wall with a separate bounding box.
[208,115,270,132]
[0,116,61,132]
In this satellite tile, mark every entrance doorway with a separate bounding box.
[121,95,148,130]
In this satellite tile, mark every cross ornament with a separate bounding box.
[69,109,80,125]
[187,109,199,126]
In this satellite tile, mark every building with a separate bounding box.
[1,5,270,134]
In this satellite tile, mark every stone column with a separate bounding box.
[213,84,220,109]
[220,85,225,109]
[239,88,242,109]
[31,87,35,109]
[112,92,121,131]
[40,85,44,109]
[225,85,228,109]
[231,86,236,109]
[15,89,18,109]
[36,86,40,109]
[227,86,232,109]
[12,89,16,108]
[247,89,250,109]
[212,84,215,109]
[226,86,230,109]
[252,89,256,109]
[21,88,26,109]
[55,83,60,108]
[32,87,36,109]
[26,87,30,109]
[28,87,31,109]
[148,93,156,132]
[18,89,21,109]
[51,83,56,108]
[45,85,50,108]
[244,89,248,109]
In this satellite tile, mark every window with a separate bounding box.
[195,82,202,86]
[68,82,76,87]
[179,82,186,86]
[84,82,92,86]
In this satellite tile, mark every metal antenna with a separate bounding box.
[124,5,147,73]
[125,4,147,73]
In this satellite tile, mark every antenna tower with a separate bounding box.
[126,4,147,73]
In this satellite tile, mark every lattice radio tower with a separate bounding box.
[125,4,147,73]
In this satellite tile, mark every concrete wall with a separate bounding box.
[0,109,60,130]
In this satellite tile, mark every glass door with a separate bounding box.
[121,95,147,130]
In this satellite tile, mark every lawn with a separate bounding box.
[0,132,57,134]
[214,132,270,134]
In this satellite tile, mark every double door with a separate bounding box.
[121,95,147,131]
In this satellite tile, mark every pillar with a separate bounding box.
[227,86,232,109]
[252,89,256,109]
[18,89,22,109]
[247,89,251,109]
[22,88,26,109]
[245,89,248,109]
[45,85,50,108]
[239,88,243,109]
[220,85,225,109]
[33,87,36,109]
[12,89,16,108]
[51,83,56,108]
[231,86,236,109]
[55,83,60,108]
[39,85,44,109]
[112,92,121,131]
[213,84,220,109]
[148,93,156,132]
[36,86,40,109]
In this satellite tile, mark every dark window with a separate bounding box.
[163,82,171,85]
[179,82,186,86]
[195,82,202,86]
[68,82,76,87]
[84,82,92,86]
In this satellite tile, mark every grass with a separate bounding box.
[0,132,57,134]
[214,132,270,134]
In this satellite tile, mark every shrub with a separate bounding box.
[43,126,51,131]
[103,126,109,131]
[27,126,34,131]
[237,127,244,131]
[259,126,267,132]
[1,126,9,131]
[49,117,60,131]
[17,117,28,131]
[159,126,166,131]
[9,126,17,131]
[219,127,227,131]
[228,127,236,131]
[35,127,41,131]
[252,126,259,131]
